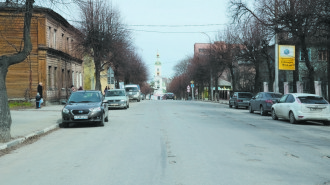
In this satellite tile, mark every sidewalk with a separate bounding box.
[0,105,64,150]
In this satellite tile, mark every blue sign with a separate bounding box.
[191,84,194,88]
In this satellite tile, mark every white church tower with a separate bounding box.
[154,52,165,96]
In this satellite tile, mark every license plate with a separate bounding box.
[74,115,88,119]
[111,104,119,106]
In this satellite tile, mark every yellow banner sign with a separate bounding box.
[279,45,295,70]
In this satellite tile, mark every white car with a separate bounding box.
[104,89,129,109]
[271,93,330,125]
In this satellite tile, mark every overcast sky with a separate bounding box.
[36,0,232,80]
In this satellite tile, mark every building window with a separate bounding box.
[48,27,51,47]
[318,50,327,61]
[62,69,65,88]
[79,72,82,87]
[48,66,52,89]
[61,33,64,50]
[54,29,57,49]
[54,67,57,88]
[107,67,114,84]
[66,37,69,52]
[77,72,79,87]
[72,71,75,86]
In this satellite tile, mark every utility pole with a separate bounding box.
[275,0,279,93]
[201,32,213,101]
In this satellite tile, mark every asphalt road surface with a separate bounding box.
[1,100,330,185]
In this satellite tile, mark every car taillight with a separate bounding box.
[265,100,273,104]
[237,99,243,102]
[296,97,301,104]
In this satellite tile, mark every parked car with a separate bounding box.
[166,92,175,100]
[249,92,282,116]
[61,90,109,127]
[104,89,129,109]
[271,93,330,125]
[140,93,145,100]
[125,84,141,102]
[229,92,253,109]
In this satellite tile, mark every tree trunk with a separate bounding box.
[292,45,300,93]
[0,0,34,142]
[94,59,102,91]
[327,45,330,100]
[301,37,315,94]
[0,62,12,142]
[254,57,260,94]
[229,65,236,92]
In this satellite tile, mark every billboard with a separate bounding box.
[279,45,295,70]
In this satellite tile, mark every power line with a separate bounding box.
[126,29,219,34]
[126,24,227,27]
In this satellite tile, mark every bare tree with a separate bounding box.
[0,0,83,142]
[78,0,129,90]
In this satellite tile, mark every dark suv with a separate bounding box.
[61,90,109,127]
[229,92,253,109]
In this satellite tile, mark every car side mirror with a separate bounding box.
[252,97,255,99]
[61,100,67,105]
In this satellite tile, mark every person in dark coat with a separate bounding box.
[37,82,43,98]
[37,82,43,107]
[36,93,41,109]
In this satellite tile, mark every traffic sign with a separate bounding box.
[191,84,194,88]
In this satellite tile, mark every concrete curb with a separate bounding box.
[0,124,59,151]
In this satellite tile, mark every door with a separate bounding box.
[276,94,289,117]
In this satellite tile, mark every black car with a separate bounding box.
[166,92,175,100]
[61,90,109,127]
[249,92,282,116]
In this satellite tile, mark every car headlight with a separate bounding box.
[90,107,101,113]
[62,108,70,114]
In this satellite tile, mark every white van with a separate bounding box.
[124,84,141,102]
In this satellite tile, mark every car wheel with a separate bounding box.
[260,106,267,116]
[229,103,232,108]
[99,114,105,126]
[271,109,278,120]
[127,103,129,108]
[104,113,109,122]
[289,111,297,124]
[61,122,69,128]
[137,98,140,102]
[249,105,254,113]
[234,103,238,109]
[323,121,330,126]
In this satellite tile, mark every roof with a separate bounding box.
[0,2,73,29]
[218,79,232,86]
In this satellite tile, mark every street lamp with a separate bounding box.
[201,32,214,101]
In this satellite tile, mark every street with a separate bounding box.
[0,100,330,185]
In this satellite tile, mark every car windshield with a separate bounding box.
[68,92,101,103]
[238,93,253,98]
[265,93,282,98]
[298,96,328,104]
[106,90,125,97]
[125,87,138,92]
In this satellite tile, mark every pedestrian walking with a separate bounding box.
[37,82,43,107]
[104,86,108,95]
[70,85,76,94]
[36,93,41,109]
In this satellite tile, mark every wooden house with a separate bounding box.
[0,3,83,104]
